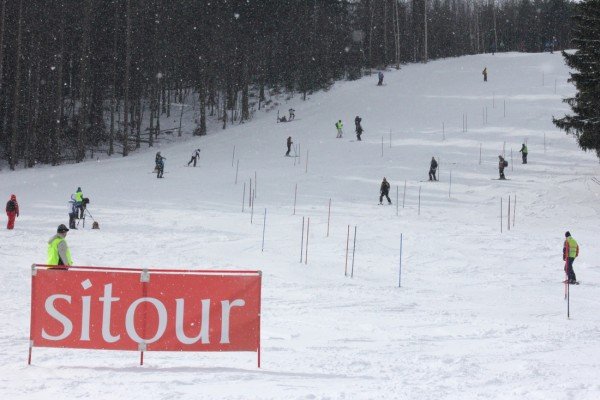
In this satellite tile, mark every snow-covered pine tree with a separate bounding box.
[554,0,600,158]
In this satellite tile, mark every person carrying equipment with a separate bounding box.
[498,155,507,179]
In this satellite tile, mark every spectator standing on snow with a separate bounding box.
[379,177,392,205]
[563,231,579,284]
[519,143,528,164]
[289,109,295,121]
[285,136,293,156]
[429,157,438,181]
[68,200,78,230]
[482,67,488,82]
[47,224,73,267]
[355,116,363,141]
[498,155,507,179]
[187,148,201,167]
[335,120,344,138]
[377,71,384,86]
[5,194,19,230]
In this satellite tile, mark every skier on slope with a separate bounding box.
[429,157,438,181]
[519,143,528,164]
[187,148,201,167]
[285,136,293,156]
[5,194,19,230]
[335,120,344,138]
[289,109,295,121]
[379,177,392,205]
[155,152,166,178]
[498,155,507,180]
[482,67,488,82]
[378,71,384,86]
[355,116,363,141]
[563,231,579,284]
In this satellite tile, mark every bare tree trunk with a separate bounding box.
[122,0,132,156]
[423,0,428,63]
[9,0,24,170]
[53,3,65,166]
[77,0,93,162]
[109,0,118,156]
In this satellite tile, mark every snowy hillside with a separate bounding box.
[1,52,600,400]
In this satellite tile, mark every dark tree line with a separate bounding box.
[0,0,574,170]
[554,0,600,159]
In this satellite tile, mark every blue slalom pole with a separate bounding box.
[399,233,403,287]
[261,208,267,252]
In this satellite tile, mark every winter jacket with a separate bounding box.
[519,144,528,154]
[47,234,72,266]
[335,121,343,130]
[6,199,19,215]
[430,159,438,171]
[563,237,579,260]
[380,180,390,194]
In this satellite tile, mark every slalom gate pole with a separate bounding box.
[232,145,236,167]
[389,129,392,148]
[298,143,301,165]
[327,199,331,237]
[503,100,506,117]
[442,122,445,141]
[305,217,310,265]
[250,190,255,224]
[344,225,350,276]
[396,186,399,216]
[261,208,267,252]
[466,114,468,131]
[300,217,305,263]
[508,196,511,231]
[235,159,239,184]
[503,141,506,157]
[500,197,503,233]
[554,78,557,94]
[479,143,482,165]
[403,180,406,208]
[418,186,421,216]
[242,183,246,212]
[567,279,570,319]
[293,183,297,215]
[305,149,309,174]
[513,194,516,227]
[398,233,403,288]
[350,226,357,278]
[511,149,513,171]
[249,179,252,207]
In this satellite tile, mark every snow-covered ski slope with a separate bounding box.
[2,52,600,400]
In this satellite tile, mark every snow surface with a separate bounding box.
[1,52,600,400]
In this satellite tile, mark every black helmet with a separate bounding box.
[57,224,69,233]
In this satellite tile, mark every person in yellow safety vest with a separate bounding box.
[72,187,83,218]
[335,120,343,138]
[519,143,528,164]
[562,231,579,284]
[47,224,73,267]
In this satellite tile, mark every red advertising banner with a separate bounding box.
[29,265,261,366]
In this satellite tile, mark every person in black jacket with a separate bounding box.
[379,177,392,205]
[429,157,438,181]
[355,116,364,141]
[498,155,507,179]
[187,148,201,167]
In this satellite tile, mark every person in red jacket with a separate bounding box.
[5,194,19,229]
